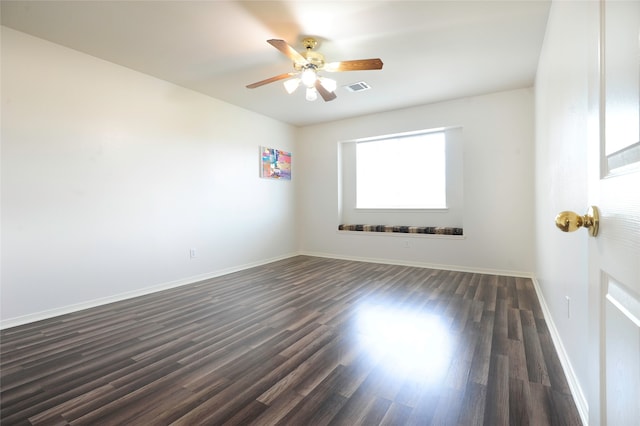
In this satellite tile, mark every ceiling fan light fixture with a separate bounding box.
[320,77,337,93]
[301,67,317,87]
[283,78,301,94]
[305,87,318,101]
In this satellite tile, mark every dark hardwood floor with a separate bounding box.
[1,255,582,425]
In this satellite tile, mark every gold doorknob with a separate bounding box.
[555,206,599,237]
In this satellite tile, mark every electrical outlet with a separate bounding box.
[565,296,571,318]
[403,240,410,249]
[189,248,197,259]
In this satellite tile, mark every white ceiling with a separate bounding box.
[1,1,550,127]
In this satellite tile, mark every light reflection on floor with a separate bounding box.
[354,302,453,382]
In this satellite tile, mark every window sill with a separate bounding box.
[354,208,449,213]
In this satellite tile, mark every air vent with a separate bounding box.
[344,81,371,92]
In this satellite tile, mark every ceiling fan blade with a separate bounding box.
[267,39,308,65]
[324,58,383,72]
[315,80,337,102]
[246,73,296,89]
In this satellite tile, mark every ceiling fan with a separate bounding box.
[246,37,383,102]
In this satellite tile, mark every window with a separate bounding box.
[356,131,446,209]
[339,127,462,228]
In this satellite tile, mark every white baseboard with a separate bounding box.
[0,251,530,329]
[299,250,535,278]
[530,277,589,425]
[0,252,298,330]
[0,252,532,330]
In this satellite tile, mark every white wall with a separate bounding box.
[1,27,297,326]
[534,0,593,419]
[297,89,535,275]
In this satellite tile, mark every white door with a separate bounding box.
[588,0,640,424]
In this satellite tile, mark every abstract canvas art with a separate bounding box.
[260,147,291,180]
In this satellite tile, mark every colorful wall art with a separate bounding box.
[260,147,291,180]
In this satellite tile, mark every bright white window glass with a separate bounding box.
[356,132,446,209]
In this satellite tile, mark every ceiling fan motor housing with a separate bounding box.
[295,51,325,70]
[295,38,325,70]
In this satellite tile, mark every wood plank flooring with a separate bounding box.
[1,256,582,425]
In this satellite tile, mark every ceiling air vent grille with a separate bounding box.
[344,81,371,92]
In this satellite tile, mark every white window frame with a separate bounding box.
[355,130,447,210]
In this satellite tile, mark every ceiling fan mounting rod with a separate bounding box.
[302,37,318,51]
